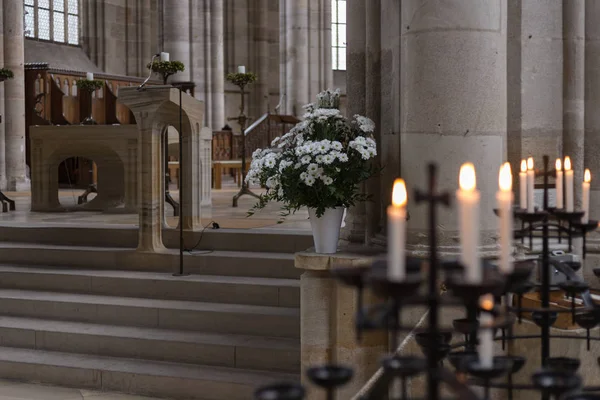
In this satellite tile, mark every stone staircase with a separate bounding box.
[0,227,311,399]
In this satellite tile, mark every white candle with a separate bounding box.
[583,169,591,223]
[478,294,495,369]
[238,65,246,74]
[519,159,527,210]
[457,163,481,284]
[387,179,407,281]
[565,156,574,212]
[86,72,94,81]
[160,52,170,62]
[527,157,535,213]
[497,163,513,274]
[556,158,564,209]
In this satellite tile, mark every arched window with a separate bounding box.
[24,0,79,45]
[332,0,346,70]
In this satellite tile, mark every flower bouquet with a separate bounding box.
[246,89,377,253]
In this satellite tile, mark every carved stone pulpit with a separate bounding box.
[119,86,211,252]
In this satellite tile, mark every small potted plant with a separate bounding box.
[246,89,378,254]
[76,78,104,125]
[226,71,257,88]
[147,60,185,85]
[0,68,14,82]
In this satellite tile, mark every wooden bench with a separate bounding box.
[213,160,251,189]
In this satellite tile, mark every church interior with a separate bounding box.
[0,0,600,399]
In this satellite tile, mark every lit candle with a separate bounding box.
[160,52,170,62]
[556,158,563,209]
[86,72,94,81]
[565,156,574,212]
[478,294,495,369]
[387,179,407,281]
[519,160,527,210]
[238,65,246,74]
[527,157,535,213]
[497,163,513,274]
[583,169,591,223]
[457,163,481,284]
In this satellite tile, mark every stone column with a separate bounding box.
[364,0,381,244]
[340,0,367,244]
[563,0,585,209]
[210,0,225,129]
[296,251,387,400]
[163,0,191,82]
[3,0,28,191]
[0,0,6,190]
[280,0,309,116]
[401,0,506,250]
[252,0,270,118]
[586,1,600,217]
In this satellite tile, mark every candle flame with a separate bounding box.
[585,168,591,183]
[520,159,527,173]
[565,156,572,171]
[556,158,562,171]
[527,157,534,171]
[480,294,494,311]
[459,163,476,191]
[499,162,512,191]
[392,179,407,207]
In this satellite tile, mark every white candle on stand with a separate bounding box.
[86,72,94,81]
[556,158,563,209]
[583,169,591,223]
[478,294,495,369]
[238,65,246,74]
[519,160,527,210]
[497,163,513,274]
[527,157,535,213]
[565,156,574,212]
[457,163,481,284]
[160,52,170,62]
[387,179,407,281]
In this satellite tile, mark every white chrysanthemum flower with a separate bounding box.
[294,162,302,169]
[278,188,284,197]
[266,176,277,188]
[300,172,308,180]
[331,141,343,151]
[301,155,312,164]
[304,175,315,186]
[366,137,376,148]
[307,163,319,175]
[368,147,377,157]
[322,154,335,165]
[355,136,367,144]
[322,176,334,185]
[315,155,324,163]
[252,148,263,158]
[360,150,370,160]
[337,153,349,162]
[265,158,276,168]
[316,167,324,178]
[271,137,280,147]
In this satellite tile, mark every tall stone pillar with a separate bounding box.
[3,0,28,191]
[279,0,331,117]
[163,0,191,82]
[210,0,225,129]
[0,0,6,190]
[586,0,600,219]
[401,0,506,250]
[563,0,585,209]
[339,0,367,244]
[251,0,270,118]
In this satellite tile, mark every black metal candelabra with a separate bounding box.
[254,158,600,400]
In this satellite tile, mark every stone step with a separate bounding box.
[0,346,295,399]
[0,225,313,253]
[0,316,299,373]
[0,243,302,279]
[0,265,300,307]
[0,289,300,338]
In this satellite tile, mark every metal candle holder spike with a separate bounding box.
[254,158,600,400]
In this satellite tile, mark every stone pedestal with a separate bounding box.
[119,86,208,252]
[295,249,388,400]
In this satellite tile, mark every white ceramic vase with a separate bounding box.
[308,207,345,254]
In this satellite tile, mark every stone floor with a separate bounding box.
[0,177,311,231]
[0,379,163,400]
